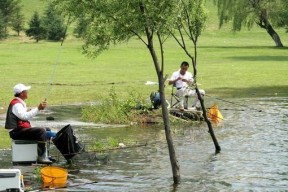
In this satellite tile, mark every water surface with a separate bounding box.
[0,97,287,191]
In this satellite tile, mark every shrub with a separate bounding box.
[81,87,152,124]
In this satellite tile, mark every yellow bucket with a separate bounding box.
[41,166,68,188]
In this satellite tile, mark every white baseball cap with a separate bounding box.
[13,83,31,95]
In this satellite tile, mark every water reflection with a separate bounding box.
[0,97,287,191]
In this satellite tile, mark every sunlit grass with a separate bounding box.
[0,128,11,149]
[1,29,287,109]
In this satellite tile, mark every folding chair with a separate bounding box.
[170,84,189,109]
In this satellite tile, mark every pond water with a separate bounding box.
[0,97,287,191]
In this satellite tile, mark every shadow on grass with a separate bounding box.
[207,85,288,98]
[199,45,288,50]
[226,56,288,62]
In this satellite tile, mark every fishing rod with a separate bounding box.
[45,15,71,101]
[205,94,263,112]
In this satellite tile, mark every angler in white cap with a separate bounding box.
[5,83,55,164]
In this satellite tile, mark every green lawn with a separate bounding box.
[0,0,287,108]
[0,128,11,149]
[1,29,287,108]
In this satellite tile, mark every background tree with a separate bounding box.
[26,11,45,42]
[73,14,88,38]
[42,3,65,41]
[216,0,284,47]
[11,5,25,36]
[170,0,221,152]
[0,0,22,38]
[0,11,5,39]
[273,0,288,32]
[51,0,181,184]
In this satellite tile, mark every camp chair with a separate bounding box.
[170,84,189,109]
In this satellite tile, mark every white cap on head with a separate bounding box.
[13,83,31,95]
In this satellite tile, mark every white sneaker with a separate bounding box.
[177,105,184,111]
[37,156,52,164]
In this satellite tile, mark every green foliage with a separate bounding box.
[81,87,152,124]
[42,3,65,41]
[0,11,5,39]
[32,166,42,184]
[0,0,22,38]
[171,0,207,71]
[216,0,288,31]
[10,6,25,36]
[179,0,207,39]
[88,137,136,151]
[275,0,288,32]
[216,0,256,30]
[26,11,45,42]
[73,14,88,38]
[215,0,286,46]
[51,0,179,57]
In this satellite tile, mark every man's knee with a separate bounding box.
[36,127,46,134]
[33,127,47,141]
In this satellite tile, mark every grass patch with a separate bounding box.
[0,128,11,149]
[87,137,137,151]
[81,87,157,124]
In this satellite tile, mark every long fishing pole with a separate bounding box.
[45,15,71,101]
[205,94,263,112]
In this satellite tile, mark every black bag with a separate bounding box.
[52,124,84,160]
[150,91,161,109]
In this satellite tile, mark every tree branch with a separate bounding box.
[157,32,164,73]
[130,30,148,46]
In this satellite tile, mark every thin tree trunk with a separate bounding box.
[192,41,221,153]
[195,86,221,153]
[159,77,181,184]
[148,45,180,184]
[191,53,221,152]
[147,44,180,184]
[139,2,180,185]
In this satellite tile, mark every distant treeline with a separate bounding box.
[0,0,83,42]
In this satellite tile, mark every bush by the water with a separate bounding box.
[81,87,153,124]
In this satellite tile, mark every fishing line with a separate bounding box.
[45,15,71,100]
[204,95,286,121]
[205,94,263,112]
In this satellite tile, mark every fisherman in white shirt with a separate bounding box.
[168,61,205,110]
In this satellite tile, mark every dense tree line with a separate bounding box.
[1,0,288,44]
[0,0,65,42]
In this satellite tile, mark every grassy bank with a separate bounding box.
[0,128,11,149]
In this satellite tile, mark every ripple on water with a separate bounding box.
[0,97,287,191]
